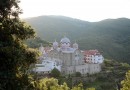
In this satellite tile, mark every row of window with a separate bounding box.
[84,55,101,57]
[85,58,102,60]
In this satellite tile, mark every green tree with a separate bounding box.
[51,68,61,78]
[33,78,70,90]
[33,78,96,90]
[71,83,95,90]
[86,88,95,90]
[121,70,130,90]
[75,72,81,77]
[0,0,38,89]
[25,37,51,48]
[71,83,83,90]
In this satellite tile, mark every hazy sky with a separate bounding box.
[19,0,130,22]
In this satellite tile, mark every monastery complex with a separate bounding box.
[33,36,104,75]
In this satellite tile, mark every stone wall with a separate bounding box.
[61,64,101,75]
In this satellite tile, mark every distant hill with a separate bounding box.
[24,15,130,63]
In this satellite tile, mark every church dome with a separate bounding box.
[60,36,70,43]
[60,36,71,49]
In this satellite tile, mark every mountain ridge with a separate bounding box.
[24,15,130,63]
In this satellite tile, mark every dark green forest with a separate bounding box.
[25,37,51,48]
[24,16,130,63]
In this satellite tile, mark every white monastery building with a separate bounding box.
[33,36,104,75]
[83,50,104,64]
[33,59,61,74]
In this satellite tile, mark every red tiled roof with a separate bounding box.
[83,50,100,55]
[44,47,52,53]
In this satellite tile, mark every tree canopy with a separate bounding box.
[25,37,51,48]
[0,0,38,89]
[33,78,95,90]
[50,68,61,78]
[121,70,130,90]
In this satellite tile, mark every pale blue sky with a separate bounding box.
[19,0,130,22]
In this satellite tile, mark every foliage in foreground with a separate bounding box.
[0,0,38,89]
[121,70,130,90]
[33,78,95,90]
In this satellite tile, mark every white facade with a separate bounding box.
[33,59,61,74]
[93,55,104,63]
[84,50,104,64]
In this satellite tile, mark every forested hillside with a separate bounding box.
[24,16,130,63]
